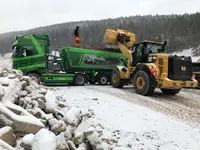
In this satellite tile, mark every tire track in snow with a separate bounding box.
[86,86,200,125]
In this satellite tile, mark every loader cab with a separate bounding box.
[131,41,166,66]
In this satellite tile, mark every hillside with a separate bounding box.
[0,13,200,54]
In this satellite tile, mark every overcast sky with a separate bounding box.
[0,0,199,34]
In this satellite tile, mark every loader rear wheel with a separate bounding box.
[133,71,156,96]
[74,73,86,86]
[111,69,124,88]
[161,88,181,95]
[98,75,108,85]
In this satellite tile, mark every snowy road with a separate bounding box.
[88,86,200,125]
[51,85,200,150]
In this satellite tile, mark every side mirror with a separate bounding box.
[163,41,167,47]
[15,36,19,40]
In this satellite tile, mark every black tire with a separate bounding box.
[111,69,124,88]
[161,88,181,95]
[98,75,108,85]
[29,73,40,83]
[133,70,156,96]
[74,73,86,86]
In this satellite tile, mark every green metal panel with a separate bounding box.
[61,47,127,72]
[12,34,49,75]
[13,55,46,75]
[42,73,75,85]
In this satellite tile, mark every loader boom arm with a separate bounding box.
[103,29,136,70]
[117,42,133,69]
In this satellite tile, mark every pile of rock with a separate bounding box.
[0,67,129,150]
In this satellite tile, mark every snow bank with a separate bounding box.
[170,48,200,62]
[0,65,129,150]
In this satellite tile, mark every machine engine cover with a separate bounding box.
[168,55,192,81]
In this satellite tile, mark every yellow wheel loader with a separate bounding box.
[104,29,198,96]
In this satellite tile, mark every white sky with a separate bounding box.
[0,0,199,34]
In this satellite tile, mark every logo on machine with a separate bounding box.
[181,66,186,71]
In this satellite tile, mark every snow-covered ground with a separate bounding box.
[52,86,200,150]
[170,48,200,62]
[3,53,13,59]
[0,59,12,70]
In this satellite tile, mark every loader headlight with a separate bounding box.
[148,56,157,63]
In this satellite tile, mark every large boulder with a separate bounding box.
[75,121,90,134]
[0,78,10,87]
[84,128,103,150]
[45,91,57,113]
[20,91,28,97]
[73,121,90,146]
[20,80,28,89]
[78,143,92,150]
[56,132,70,150]
[63,107,82,127]
[38,88,47,95]
[0,139,15,150]
[12,69,23,79]
[64,126,76,141]
[0,102,44,136]
[0,85,5,100]
[0,126,16,147]
[32,128,56,150]
[48,118,67,135]
[35,99,45,110]
[25,86,36,94]
[67,141,76,150]
[0,77,22,104]
[7,74,16,79]
[20,133,34,150]
[76,147,86,150]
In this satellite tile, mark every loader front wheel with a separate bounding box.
[161,88,181,95]
[74,73,86,86]
[111,69,124,88]
[133,71,156,96]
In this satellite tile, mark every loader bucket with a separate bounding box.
[103,29,136,48]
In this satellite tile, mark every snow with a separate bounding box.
[32,129,56,150]
[22,134,34,146]
[64,107,82,127]
[170,48,200,62]
[0,139,15,150]
[3,53,13,59]
[45,90,57,109]
[0,102,44,127]
[53,86,200,150]
[0,59,13,70]
[0,126,12,136]
[0,77,21,103]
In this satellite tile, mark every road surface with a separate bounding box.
[52,85,200,149]
[86,85,200,125]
